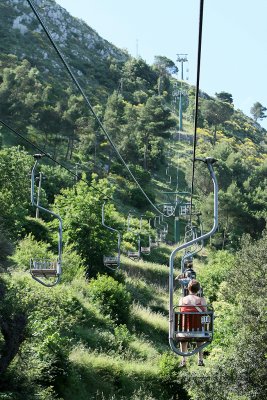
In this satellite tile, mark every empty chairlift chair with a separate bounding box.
[30,154,63,287]
[127,213,141,260]
[163,204,175,216]
[154,215,164,243]
[159,215,168,242]
[149,219,158,248]
[102,201,121,271]
[140,216,151,256]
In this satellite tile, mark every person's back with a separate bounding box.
[178,279,207,366]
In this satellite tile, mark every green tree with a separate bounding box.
[88,274,132,324]
[121,57,158,101]
[0,60,43,126]
[54,176,123,275]
[215,91,233,104]
[201,99,234,144]
[250,101,267,121]
[153,56,177,95]
[137,96,176,169]
[0,147,32,237]
[187,232,267,400]
[153,56,178,76]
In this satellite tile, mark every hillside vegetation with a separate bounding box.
[0,0,266,399]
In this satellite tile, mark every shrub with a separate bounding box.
[60,244,85,283]
[159,352,188,399]
[11,234,54,271]
[197,250,235,302]
[114,324,132,351]
[88,274,132,324]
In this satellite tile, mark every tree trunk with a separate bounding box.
[0,282,27,376]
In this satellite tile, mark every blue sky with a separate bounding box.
[56,0,267,128]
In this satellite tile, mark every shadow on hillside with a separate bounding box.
[130,311,168,346]
[122,260,168,290]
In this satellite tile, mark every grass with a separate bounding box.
[57,250,176,399]
[63,346,161,400]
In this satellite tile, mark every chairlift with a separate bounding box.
[154,216,166,243]
[166,164,172,185]
[161,215,168,234]
[179,222,204,296]
[30,154,62,287]
[139,216,151,255]
[102,201,121,270]
[182,222,203,269]
[127,213,141,260]
[149,218,158,248]
[169,157,218,357]
[184,222,196,242]
[179,203,194,217]
[164,204,175,216]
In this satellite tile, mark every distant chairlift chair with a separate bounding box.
[149,219,158,249]
[102,201,121,270]
[30,154,63,287]
[159,215,168,242]
[127,213,141,260]
[140,216,151,256]
[163,204,175,216]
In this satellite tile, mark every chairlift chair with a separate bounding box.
[179,203,192,217]
[154,215,166,243]
[30,154,62,287]
[174,304,214,348]
[149,235,158,249]
[127,213,141,260]
[169,158,218,356]
[159,215,168,243]
[163,204,175,216]
[140,216,151,255]
[102,201,121,271]
[141,244,151,255]
[148,218,158,248]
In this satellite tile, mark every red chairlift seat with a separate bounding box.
[174,305,213,342]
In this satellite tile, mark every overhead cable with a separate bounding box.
[189,0,204,222]
[0,118,114,202]
[26,0,170,217]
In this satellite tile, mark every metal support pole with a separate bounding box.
[36,172,42,219]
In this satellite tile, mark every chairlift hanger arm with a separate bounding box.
[31,273,61,288]
[30,156,63,286]
[181,222,204,272]
[102,201,121,236]
[31,158,63,232]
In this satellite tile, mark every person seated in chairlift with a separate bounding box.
[179,279,207,367]
[175,259,196,289]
